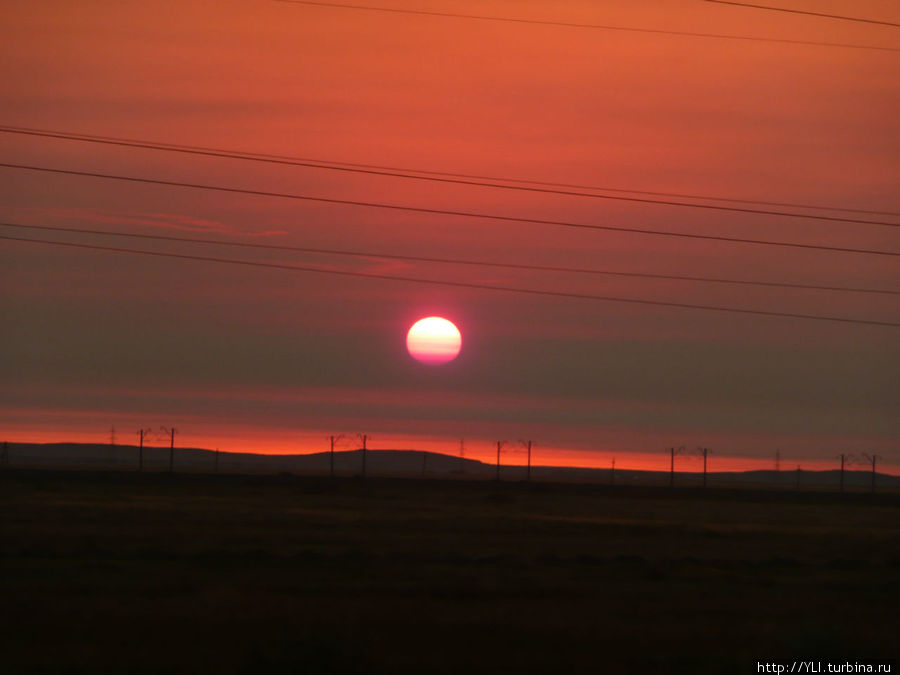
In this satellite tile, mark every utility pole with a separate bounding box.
[360,434,368,478]
[864,454,878,493]
[669,447,675,487]
[839,453,846,493]
[138,429,145,472]
[872,455,877,493]
[518,440,533,481]
[610,457,615,485]
[168,428,177,473]
[526,440,532,482]
[495,441,506,481]
[702,447,708,488]
[329,435,337,478]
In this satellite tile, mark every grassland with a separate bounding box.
[2,470,898,674]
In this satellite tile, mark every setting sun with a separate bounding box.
[406,316,462,365]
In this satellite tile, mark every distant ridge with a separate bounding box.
[2,442,897,488]
[2,442,489,475]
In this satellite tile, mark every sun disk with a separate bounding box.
[406,317,462,365]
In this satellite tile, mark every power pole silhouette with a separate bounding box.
[358,434,368,478]
[164,427,177,473]
[518,440,533,481]
[871,455,877,493]
[137,429,145,472]
[670,447,675,486]
[669,447,684,486]
[702,447,709,488]
[330,435,336,477]
[610,457,615,485]
[329,435,344,478]
[839,453,846,493]
[861,453,879,493]
[495,441,506,481]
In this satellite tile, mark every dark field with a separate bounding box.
[2,470,898,674]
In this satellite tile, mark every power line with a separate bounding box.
[3,233,897,327]
[5,221,897,296]
[3,126,898,227]
[12,126,885,218]
[272,0,900,52]
[703,1,900,28]
[3,163,898,258]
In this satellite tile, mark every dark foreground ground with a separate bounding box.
[2,470,898,674]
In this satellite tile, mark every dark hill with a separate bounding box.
[2,442,897,488]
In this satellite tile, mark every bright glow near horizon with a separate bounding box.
[406,317,462,365]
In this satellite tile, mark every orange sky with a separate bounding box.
[1,0,898,473]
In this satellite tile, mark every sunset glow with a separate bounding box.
[0,0,896,473]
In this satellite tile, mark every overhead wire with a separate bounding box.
[703,1,900,28]
[2,126,898,226]
[4,221,897,296]
[4,125,891,218]
[2,233,897,327]
[2,163,898,257]
[271,0,900,52]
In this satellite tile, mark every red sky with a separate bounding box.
[1,0,898,472]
